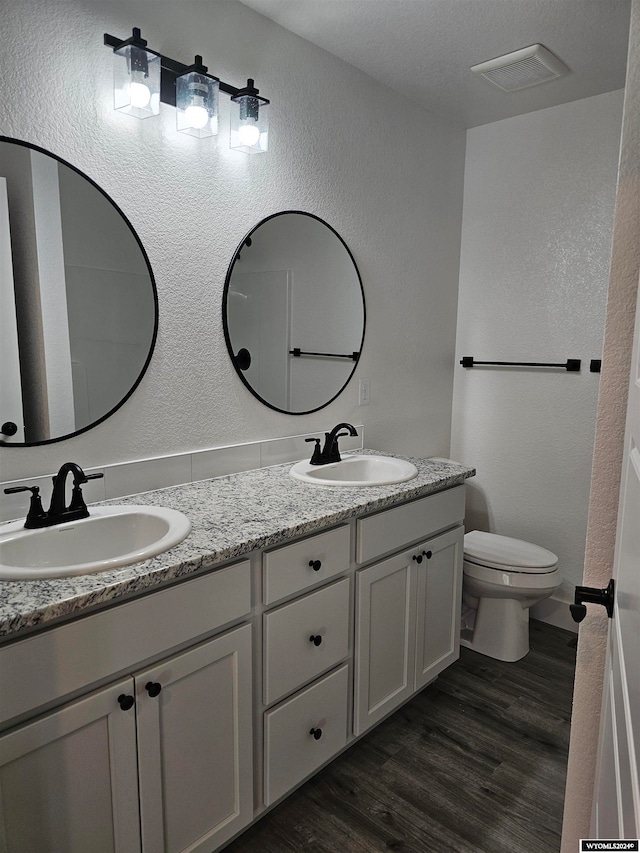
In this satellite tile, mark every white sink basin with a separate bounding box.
[0,505,192,580]
[290,455,418,487]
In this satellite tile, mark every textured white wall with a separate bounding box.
[451,91,623,603]
[0,0,465,481]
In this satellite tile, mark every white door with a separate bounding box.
[0,177,25,442]
[591,276,640,836]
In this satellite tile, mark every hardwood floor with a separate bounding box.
[225,620,576,853]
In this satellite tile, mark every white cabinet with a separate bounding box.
[0,624,252,853]
[0,560,254,853]
[263,578,350,705]
[356,485,465,564]
[0,478,468,852]
[263,524,351,605]
[0,678,140,853]
[261,528,352,807]
[136,624,253,853]
[0,625,253,853]
[414,527,463,691]
[264,664,349,805]
[354,525,463,735]
[354,549,416,735]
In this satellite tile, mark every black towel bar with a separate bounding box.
[460,357,581,371]
[290,348,359,360]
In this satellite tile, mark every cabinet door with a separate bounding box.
[136,624,253,853]
[354,552,417,735]
[414,526,463,691]
[0,677,140,853]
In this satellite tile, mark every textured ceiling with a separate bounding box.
[239,0,631,127]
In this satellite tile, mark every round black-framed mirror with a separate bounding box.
[0,137,158,447]
[223,211,366,415]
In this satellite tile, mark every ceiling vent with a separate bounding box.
[470,44,569,92]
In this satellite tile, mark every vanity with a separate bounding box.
[0,452,473,853]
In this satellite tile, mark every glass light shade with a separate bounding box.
[230,96,269,154]
[176,71,219,138]
[113,44,160,118]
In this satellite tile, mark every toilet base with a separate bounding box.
[461,596,530,662]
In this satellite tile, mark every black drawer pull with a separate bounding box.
[146,681,162,697]
[412,553,423,564]
[309,560,322,571]
[309,727,323,740]
[423,550,432,559]
[118,694,135,711]
[309,634,323,646]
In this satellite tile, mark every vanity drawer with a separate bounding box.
[0,561,251,729]
[264,664,349,805]
[356,485,465,564]
[263,524,351,605]
[263,578,350,705]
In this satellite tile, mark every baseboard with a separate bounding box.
[530,595,577,633]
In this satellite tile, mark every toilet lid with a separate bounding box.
[464,530,558,573]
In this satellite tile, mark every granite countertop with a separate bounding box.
[0,451,475,641]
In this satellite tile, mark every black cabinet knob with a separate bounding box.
[309,634,323,646]
[309,560,322,571]
[423,550,432,559]
[309,727,323,740]
[118,694,135,711]
[412,553,423,564]
[146,681,162,697]
[1,422,17,436]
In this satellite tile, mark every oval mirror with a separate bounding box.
[223,212,365,414]
[0,138,158,446]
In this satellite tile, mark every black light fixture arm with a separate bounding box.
[104,29,270,105]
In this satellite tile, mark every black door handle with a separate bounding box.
[570,579,615,623]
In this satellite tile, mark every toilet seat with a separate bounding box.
[464,530,557,575]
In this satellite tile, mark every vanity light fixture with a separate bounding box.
[104,27,269,152]
[230,79,269,154]
[110,28,161,118]
[176,58,219,138]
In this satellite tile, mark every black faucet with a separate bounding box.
[309,422,358,465]
[4,462,103,529]
[48,462,92,523]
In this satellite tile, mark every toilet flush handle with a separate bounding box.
[569,579,615,623]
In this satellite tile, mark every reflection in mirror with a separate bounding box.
[223,212,365,414]
[0,138,158,446]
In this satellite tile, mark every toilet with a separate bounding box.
[461,530,560,662]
